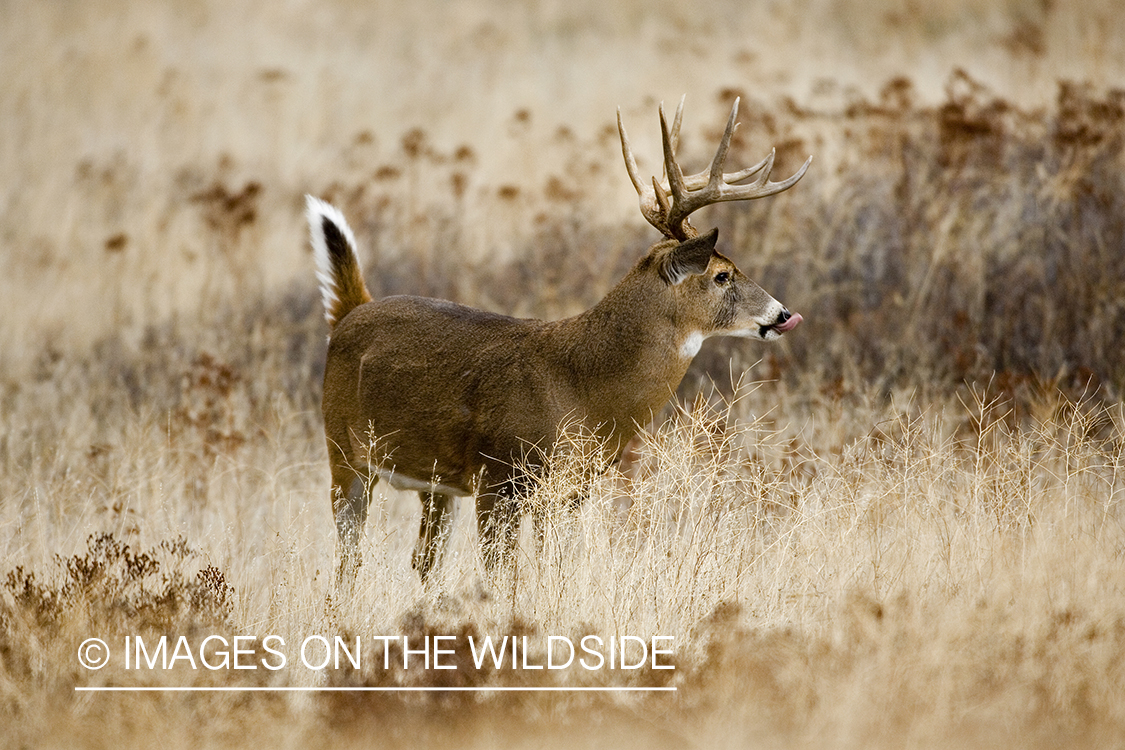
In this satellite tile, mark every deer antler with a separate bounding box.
[618,96,812,240]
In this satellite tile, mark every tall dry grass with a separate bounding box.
[2,0,1125,747]
[4,381,1125,747]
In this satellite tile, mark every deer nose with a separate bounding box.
[773,309,802,333]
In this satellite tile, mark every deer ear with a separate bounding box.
[660,228,718,285]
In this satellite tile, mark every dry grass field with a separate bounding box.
[3,0,1125,747]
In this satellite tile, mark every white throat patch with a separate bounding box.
[679,331,705,358]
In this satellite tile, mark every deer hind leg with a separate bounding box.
[331,461,373,590]
[412,491,454,584]
[475,484,522,576]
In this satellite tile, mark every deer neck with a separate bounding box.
[547,272,692,433]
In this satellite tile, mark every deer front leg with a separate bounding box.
[412,492,454,584]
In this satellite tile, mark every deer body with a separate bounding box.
[309,97,809,586]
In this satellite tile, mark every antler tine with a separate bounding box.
[717,153,774,184]
[721,150,813,201]
[653,176,671,221]
[616,107,646,195]
[618,106,668,232]
[706,96,740,188]
[679,153,773,190]
[658,102,687,212]
[666,94,685,168]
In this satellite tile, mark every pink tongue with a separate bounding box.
[775,312,803,333]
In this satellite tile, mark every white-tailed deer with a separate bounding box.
[307,97,809,587]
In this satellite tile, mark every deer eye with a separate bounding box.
[713,271,731,286]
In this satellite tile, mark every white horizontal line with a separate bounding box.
[75,686,676,693]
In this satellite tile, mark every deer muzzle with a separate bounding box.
[760,309,802,338]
